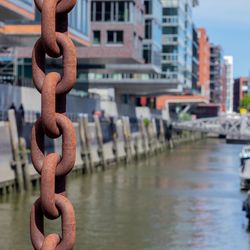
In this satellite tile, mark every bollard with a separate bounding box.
[94,115,106,170]
[8,109,24,193]
[79,114,93,173]
[19,137,31,191]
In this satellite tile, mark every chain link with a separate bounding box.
[30,0,77,248]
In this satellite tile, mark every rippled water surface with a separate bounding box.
[0,139,249,250]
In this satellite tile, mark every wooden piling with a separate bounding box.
[139,118,148,157]
[19,137,31,191]
[159,119,166,146]
[8,109,24,193]
[112,118,120,164]
[94,115,106,169]
[79,114,93,173]
[122,116,132,163]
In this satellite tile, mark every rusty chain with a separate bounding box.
[30,0,77,248]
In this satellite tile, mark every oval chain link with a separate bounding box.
[30,0,77,248]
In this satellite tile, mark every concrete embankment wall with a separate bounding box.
[0,112,204,194]
[0,85,100,115]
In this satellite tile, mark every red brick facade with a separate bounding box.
[198,28,210,98]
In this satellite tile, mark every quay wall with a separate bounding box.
[0,113,204,194]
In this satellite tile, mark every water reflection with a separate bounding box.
[0,139,250,249]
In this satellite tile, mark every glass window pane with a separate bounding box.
[118,2,125,21]
[105,2,111,21]
[93,30,101,44]
[116,31,123,43]
[107,31,114,43]
[96,2,102,21]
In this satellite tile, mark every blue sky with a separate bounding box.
[193,0,250,78]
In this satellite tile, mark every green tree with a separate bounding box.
[240,94,250,111]
[179,112,191,122]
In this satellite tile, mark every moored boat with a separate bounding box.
[240,146,250,166]
[240,159,250,190]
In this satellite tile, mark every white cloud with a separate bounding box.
[194,0,250,27]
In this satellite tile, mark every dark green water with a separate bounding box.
[0,139,249,250]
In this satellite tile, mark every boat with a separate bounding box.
[240,159,250,190]
[240,146,250,166]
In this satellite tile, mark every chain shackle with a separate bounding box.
[40,153,61,219]
[41,72,61,138]
[32,33,76,94]
[34,0,76,14]
[42,234,61,250]
[41,0,61,57]
[31,115,76,176]
[30,196,76,250]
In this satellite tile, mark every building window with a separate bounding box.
[163,7,178,16]
[145,20,152,39]
[93,30,101,44]
[105,2,111,21]
[145,0,152,15]
[91,1,130,22]
[163,27,178,35]
[95,2,102,21]
[143,44,152,64]
[118,2,125,21]
[107,31,123,44]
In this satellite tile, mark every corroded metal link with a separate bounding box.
[35,0,76,14]
[41,72,61,138]
[41,0,61,57]
[41,153,60,219]
[30,195,76,250]
[31,114,76,176]
[42,234,61,250]
[32,33,76,94]
[31,0,77,245]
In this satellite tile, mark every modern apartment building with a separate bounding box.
[0,0,90,44]
[197,28,210,99]
[161,0,197,91]
[233,77,249,112]
[81,0,168,98]
[209,44,224,105]
[223,56,234,113]
[0,0,90,84]
[80,0,144,64]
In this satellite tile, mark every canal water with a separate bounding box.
[0,139,249,250]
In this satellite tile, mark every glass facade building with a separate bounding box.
[161,0,194,89]
[143,0,162,71]
[69,0,89,41]
[0,0,90,87]
[0,0,90,43]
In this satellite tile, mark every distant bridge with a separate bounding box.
[173,114,250,139]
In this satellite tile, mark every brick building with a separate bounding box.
[197,28,210,98]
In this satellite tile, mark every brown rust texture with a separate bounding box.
[30,0,77,248]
